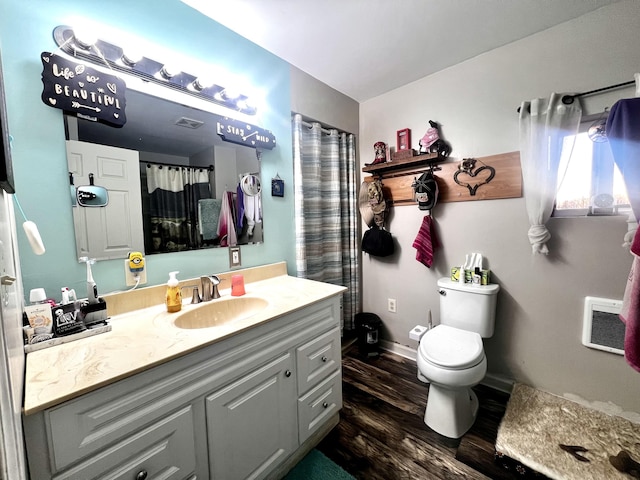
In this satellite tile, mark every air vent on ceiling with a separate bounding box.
[175,117,204,129]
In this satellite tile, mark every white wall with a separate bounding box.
[290,66,359,135]
[360,0,640,414]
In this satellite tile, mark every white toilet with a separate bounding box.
[415,277,500,439]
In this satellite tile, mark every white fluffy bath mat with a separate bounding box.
[496,383,640,480]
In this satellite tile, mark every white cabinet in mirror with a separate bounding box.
[64,89,263,261]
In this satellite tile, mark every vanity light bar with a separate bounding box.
[52,25,257,116]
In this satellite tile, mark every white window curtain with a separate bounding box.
[518,93,582,254]
[292,113,360,331]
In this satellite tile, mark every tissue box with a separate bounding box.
[450,267,463,282]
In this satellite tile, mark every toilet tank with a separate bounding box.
[437,278,500,337]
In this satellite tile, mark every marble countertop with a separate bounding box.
[496,383,640,480]
[23,263,346,415]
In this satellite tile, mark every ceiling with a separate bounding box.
[75,0,622,155]
[182,0,621,102]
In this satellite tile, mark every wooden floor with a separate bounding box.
[317,344,516,480]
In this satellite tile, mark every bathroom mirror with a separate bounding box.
[64,89,263,260]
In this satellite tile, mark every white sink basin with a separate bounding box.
[172,296,269,329]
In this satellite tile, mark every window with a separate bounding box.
[553,113,631,217]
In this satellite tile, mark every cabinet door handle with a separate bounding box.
[136,470,148,480]
[321,355,328,362]
[285,370,292,378]
[322,402,329,409]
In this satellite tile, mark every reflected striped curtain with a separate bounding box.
[145,164,211,253]
[293,113,360,331]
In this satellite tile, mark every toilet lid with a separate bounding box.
[419,325,484,369]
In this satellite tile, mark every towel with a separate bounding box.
[412,215,439,268]
[243,193,262,237]
[606,98,640,222]
[198,198,222,241]
[236,184,245,231]
[216,192,237,247]
[620,228,640,372]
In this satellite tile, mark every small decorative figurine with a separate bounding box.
[366,141,388,166]
[419,120,451,157]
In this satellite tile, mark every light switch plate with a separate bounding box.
[229,246,241,268]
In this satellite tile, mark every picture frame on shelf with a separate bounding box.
[396,128,411,152]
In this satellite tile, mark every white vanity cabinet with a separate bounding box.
[23,295,342,480]
[206,352,297,479]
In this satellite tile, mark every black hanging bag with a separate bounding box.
[362,226,394,257]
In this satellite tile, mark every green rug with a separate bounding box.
[284,449,355,480]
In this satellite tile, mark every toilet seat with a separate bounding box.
[419,325,484,369]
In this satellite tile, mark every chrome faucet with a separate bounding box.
[200,275,221,301]
[181,285,202,304]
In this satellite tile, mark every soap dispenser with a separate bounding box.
[165,271,182,313]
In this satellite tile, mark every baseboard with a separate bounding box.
[379,340,514,393]
[380,339,416,361]
[482,372,515,394]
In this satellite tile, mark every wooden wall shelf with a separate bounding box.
[363,151,522,206]
[362,152,442,176]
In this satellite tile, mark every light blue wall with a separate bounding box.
[0,0,295,302]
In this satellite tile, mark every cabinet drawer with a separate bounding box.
[295,326,340,395]
[298,369,342,444]
[54,406,196,480]
[45,370,202,471]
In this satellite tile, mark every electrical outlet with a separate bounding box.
[124,259,147,286]
[388,298,397,313]
[229,246,241,268]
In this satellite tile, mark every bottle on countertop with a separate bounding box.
[165,271,182,313]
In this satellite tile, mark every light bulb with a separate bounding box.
[192,76,214,91]
[221,87,241,101]
[159,64,181,79]
[121,48,143,67]
[72,27,97,50]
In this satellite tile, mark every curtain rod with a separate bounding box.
[561,80,636,105]
[301,119,333,135]
[517,79,636,112]
[145,161,213,171]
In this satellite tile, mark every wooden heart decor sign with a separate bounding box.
[453,158,496,196]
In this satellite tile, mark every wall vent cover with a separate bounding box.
[582,296,624,355]
[175,117,204,129]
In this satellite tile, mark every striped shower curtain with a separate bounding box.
[292,113,360,332]
[145,164,211,253]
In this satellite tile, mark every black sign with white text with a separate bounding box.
[40,52,126,127]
